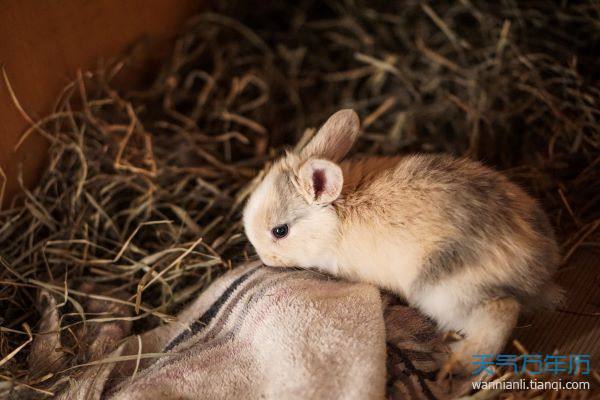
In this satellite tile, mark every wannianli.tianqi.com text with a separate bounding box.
[472,379,591,391]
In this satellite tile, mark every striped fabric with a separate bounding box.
[43,262,473,399]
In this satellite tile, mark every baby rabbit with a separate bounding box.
[243,109,562,371]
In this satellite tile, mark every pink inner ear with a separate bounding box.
[312,169,326,199]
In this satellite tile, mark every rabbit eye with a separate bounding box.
[271,224,289,239]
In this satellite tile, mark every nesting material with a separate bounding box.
[0,1,598,398]
[44,264,390,400]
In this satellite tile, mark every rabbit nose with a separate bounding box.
[260,254,281,267]
[258,254,274,266]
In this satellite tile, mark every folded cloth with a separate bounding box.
[31,262,473,399]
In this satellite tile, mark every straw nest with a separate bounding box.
[1,1,598,398]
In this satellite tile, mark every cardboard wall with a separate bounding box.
[0,0,204,208]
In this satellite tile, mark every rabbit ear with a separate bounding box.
[300,109,360,162]
[295,159,343,205]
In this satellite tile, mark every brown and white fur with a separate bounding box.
[243,109,562,371]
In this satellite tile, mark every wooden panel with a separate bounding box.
[512,248,600,365]
[0,0,204,208]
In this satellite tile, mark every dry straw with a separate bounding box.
[1,1,598,398]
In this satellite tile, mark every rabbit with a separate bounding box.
[243,109,563,372]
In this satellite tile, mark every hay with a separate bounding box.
[1,1,598,397]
